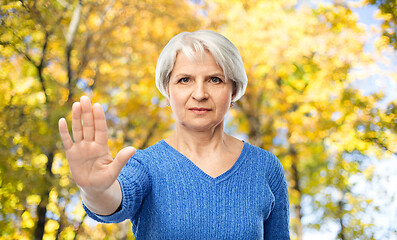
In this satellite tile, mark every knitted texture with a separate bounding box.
[83,140,290,239]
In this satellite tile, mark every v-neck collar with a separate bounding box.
[159,139,249,183]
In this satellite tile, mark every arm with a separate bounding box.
[58,96,136,216]
[264,155,290,239]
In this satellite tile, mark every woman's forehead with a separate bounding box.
[172,51,223,73]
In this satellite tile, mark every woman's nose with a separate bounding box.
[192,82,208,101]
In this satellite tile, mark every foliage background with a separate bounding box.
[0,0,396,239]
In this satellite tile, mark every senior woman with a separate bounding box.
[58,30,290,239]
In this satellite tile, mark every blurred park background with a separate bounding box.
[1,0,396,239]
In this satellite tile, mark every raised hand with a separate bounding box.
[58,96,135,193]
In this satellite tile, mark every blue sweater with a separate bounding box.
[84,140,290,239]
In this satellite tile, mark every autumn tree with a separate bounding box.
[202,0,396,239]
[1,0,396,239]
[366,0,397,49]
[0,0,201,239]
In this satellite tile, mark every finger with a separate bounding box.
[93,103,108,145]
[80,96,95,141]
[58,118,73,150]
[72,102,83,143]
[112,147,136,174]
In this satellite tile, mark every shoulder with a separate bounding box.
[118,141,169,184]
[129,140,167,161]
[244,142,280,167]
[244,142,286,190]
[126,140,175,171]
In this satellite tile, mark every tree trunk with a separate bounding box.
[66,0,82,102]
[337,192,346,240]
[34,152,54,240]
[248,114,262,147]
[290,146,303,240]
[34,197,49,240]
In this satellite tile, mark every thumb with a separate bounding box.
[112,146,136,173]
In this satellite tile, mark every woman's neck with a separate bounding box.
[165,123,231,158]
[164,122,244,178]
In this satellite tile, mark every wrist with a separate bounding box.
[79,180,122,215]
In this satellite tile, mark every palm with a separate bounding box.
[65,138,113,190]
[59,96,134,192]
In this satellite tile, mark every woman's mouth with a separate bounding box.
[189,107,211,114]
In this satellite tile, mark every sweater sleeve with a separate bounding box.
[264,153,290,239]
[83,151,152,223]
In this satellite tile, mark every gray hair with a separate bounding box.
[155,30,247,101]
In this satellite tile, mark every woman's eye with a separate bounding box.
[210,77,222,83]
[178,77,190,83]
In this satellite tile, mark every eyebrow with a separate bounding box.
[173,73,191,79]
[173,72,226,79]
[208,73,226,78]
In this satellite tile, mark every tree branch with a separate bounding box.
[140,121,159,149]
[364,137,397,156]
[37,30,50,102]
[66,0,83,102]
[75,0,116,84]
[72,213,87,240]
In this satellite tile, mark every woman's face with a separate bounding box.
[168,50,234,132]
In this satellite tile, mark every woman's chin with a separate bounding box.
[179,120,224,133]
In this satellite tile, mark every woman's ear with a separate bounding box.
[232,81,237,99]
